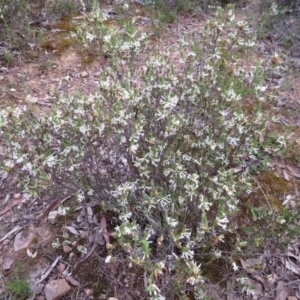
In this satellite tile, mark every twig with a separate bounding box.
[0,225,23,243]
[36,194,75,224]
[37,255,62,283]
[0,198,24,217]
[268,279,300,293]
[79,242,97,263]
[44,253,73,268]
[249,174,273,212]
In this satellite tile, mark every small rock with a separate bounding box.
[134,290,141,297]
[48,211,59,224]
[3,239,11,245]
[11,216,19,223]
[48,84,57,96]
[0,75,4,81]
[57,262,66,273]
[13,231,36,251]
[80,231,88,238]
[40,75,46,79]
[80,71,89,78]
[108,298,119,300]
[3,257,14,270]
[71,241,78,247]
[44,279,71,300]
[84,289,94,296]
[13,193,22,199]
[277,98,286,107]
[30,281,44,295]
[63,244,72,253]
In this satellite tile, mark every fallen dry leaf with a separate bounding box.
[57,262,66,274]
[0,198,24,216]
[37,256,62,284]
[287,296,298,300]
[240,257,264,273]
[100,216,107,229]
[65,226,80,236]
[282,258,300,276]
[0,225,23,243]
[283,169,290,181]
[275,281,291,300]
[286,165,300,179]
[27,248,38,258]
[65,275,81,287]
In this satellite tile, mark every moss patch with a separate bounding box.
[78,49,96,64]
[41,36,77,56]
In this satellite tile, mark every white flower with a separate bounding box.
[232,261,239,271]
[270,2,279,16]
[214,250,222,258]
[86,32,95,42]
[103,35,111,43]
[26,94,38,103]
[228,9,235,21]
[5,160,15,169]
[105,255,112,263]
[187,51,196,57]
[166,217,178,228]
[12,107,24,118]
[119,212,132,222]
[158,195,171,208]
[79,124,90,135]
[22,162,34,175]
[87,189,94,196]
[147,283,162,297]
[216,215,229,230]
[124,225,132,235]
[58,205,70,216]
[77,192,85,203]
[187,276,197,285]
[52,238,60,249]
[44,154,58,168]
[255,85,267,93]
[181,246,194,260]
[77,245,87,254]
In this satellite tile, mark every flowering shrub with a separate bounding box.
[0,5,283,299]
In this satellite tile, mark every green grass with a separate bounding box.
[2,263,33,300]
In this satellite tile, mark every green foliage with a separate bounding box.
[3,263,32,300]
[0,0,31,25]
[151,0,178,23]
[6,279,32,300]
[0,5,285,300]
[2,48,14,67]
[253,0,300,49]
[47,0,78,17]
[247,204,300,248]
[0,0,40,65]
